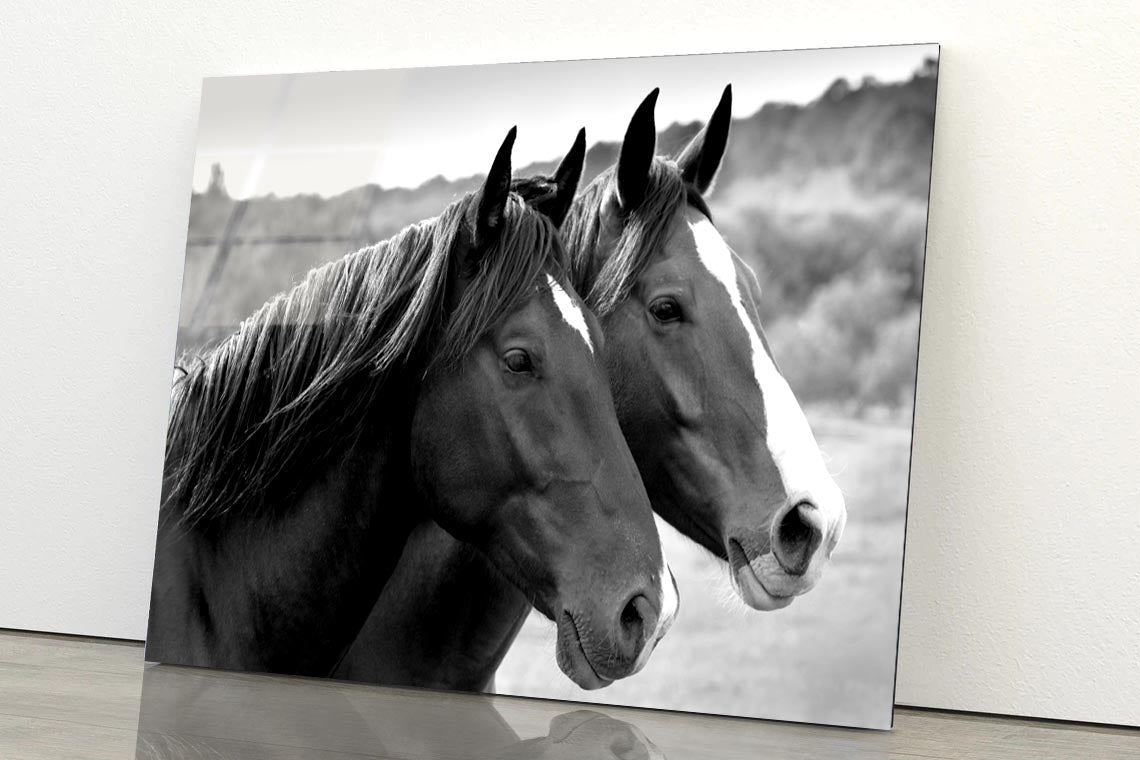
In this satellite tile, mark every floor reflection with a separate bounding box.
[494,711,664,759]
[135,664,664,759]
[135,663,890,759]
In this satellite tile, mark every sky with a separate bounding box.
[192,44,937,198]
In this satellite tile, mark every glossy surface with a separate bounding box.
[0,630,1135,759]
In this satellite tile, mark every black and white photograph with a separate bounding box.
[10,2,1140,756]
[146,44,939,730]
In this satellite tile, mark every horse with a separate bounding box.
[334,87,846,692]
[145,126,677,691]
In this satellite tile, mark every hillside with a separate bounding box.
[179,59,937,412]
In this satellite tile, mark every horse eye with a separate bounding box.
[649,297,683,324]
[503,349,534,374]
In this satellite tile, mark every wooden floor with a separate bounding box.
[0,630,1135,759]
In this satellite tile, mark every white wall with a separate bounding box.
[1,0,1136,728]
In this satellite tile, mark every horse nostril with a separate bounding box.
[773,501,824,576]
[617,593,655,656]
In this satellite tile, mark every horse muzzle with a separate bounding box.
[727,497,847,611]
[555,566,678,689]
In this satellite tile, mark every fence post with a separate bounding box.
[190,199,250,328]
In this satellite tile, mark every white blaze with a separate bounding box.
[689,220,845,537]
[658,564,679,628]
[632,558,679,674]
[546,274,594,354]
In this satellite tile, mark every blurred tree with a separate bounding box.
[184,71,936,414]
[206,163,228,199]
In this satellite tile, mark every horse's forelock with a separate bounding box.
[564,158,709,317]
[431,193,565,373]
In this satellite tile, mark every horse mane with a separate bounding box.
[164,191,563,527]
[560,158,711,317]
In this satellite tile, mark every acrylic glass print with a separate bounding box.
[147,44,939,730]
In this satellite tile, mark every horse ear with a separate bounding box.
[474,126,516,247]
[544,127,586,228]
[676,84,732,195]
[616,88,659,212]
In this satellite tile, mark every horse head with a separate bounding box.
[566,88,846,611]
[412,128,677,687]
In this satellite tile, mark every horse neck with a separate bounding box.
[149,390,425,677]
[562,205,692,528]
[334,519,529,691]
